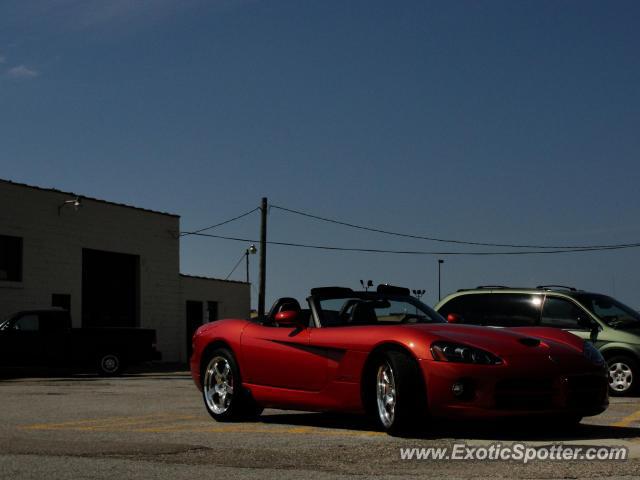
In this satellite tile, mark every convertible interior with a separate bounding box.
[264,296,433,328]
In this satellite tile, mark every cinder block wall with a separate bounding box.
[0,180,183,361]
[180,275,251,322]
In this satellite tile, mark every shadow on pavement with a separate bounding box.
[0,363,191,382]
[260,411,640,441]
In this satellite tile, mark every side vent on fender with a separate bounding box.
[518,338,541,347]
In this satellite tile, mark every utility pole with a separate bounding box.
[438,259,444,301]
[258,197,268,319]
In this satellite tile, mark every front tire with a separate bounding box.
[607,356,638,396]
[201,348,262,421]
[368,350,427,434]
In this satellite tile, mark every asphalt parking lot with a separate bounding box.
[1,370,640,479]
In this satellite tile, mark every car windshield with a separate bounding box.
[574,294,640,330]
[317,294,445,327]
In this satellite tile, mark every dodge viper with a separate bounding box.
[190,285,608,433]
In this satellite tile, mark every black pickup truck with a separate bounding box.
[0,308,161,375]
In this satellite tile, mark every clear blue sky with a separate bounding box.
[2,1,639,309]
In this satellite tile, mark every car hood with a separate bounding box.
[404,323,585,358]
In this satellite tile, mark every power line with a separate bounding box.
[225,251,247,280]
[180,207,260,237]
[187,232,640,256]
[270,204,638,251]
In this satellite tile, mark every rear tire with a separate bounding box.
[607,355,638,396]
[201,348,263,422]
[366,350,427,434]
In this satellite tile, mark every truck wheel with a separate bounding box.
[607,355,638,396]
[97,353,123,376]
[201,348,262,421]
[368,350,427,435]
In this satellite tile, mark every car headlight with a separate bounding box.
[583,341,605,367]
[431,341,502,365]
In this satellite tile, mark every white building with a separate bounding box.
[0,179,250,362]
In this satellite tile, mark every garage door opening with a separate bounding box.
[82,248,139,328]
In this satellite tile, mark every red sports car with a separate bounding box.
[190,285,608,433]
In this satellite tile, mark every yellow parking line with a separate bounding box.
[138,424,272,434]
[155,426,384,436]
[137,423,385,436]
[19,414,386,437]
[75,415,199,431]
[612,409,640,428]
[20,413,187,431]
[133,420,211,432]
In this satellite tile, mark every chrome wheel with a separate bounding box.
[376,362,396,428]
[609,362,633,393]
[204,356,234,414]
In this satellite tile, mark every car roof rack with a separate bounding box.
[475,285,511,289]
[536,285,577,292]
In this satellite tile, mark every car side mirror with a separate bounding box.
[275,310,305,329]
[447,313,463,324]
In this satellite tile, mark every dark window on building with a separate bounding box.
[52,294,71,312]
[0,235,22,281]
[207,301,219,322]
[438,293,541,327]
[186,301,203,358]
[541,297,591,330]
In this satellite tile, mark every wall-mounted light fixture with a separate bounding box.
[58,197,82,216]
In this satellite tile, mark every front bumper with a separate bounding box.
[421,356,609,419]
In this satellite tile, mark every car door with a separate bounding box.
[540,296,599,343]
[241,322,328,391]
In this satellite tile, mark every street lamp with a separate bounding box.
[438,259,444,301]
[245,244,257,283]
[360,280,373,292]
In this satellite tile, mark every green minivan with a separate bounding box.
[435,286,640,396]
